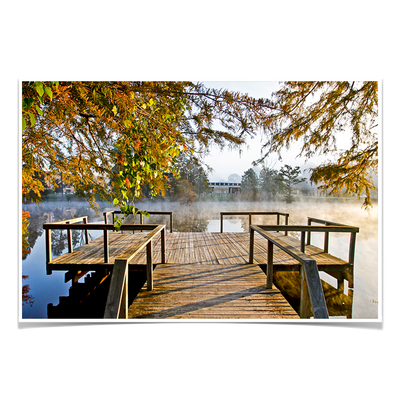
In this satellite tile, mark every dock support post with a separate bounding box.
[267,240,273,289]
[146,241,153,290]
[249,227,254,264]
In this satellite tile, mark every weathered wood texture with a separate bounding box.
[47,231,353,319]
[48,231,349,271]
[129,263,299,319]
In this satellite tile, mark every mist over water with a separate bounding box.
[21,197,379,319]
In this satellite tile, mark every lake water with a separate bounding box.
[21,199,380,320]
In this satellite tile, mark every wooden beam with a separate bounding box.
[255,225,359,233]
[302,259,329,319]
[104,259,128,319]
[104,229,109,263]
[66,221,73,253]
[249,228,254,264]
[161,228,166,264]
[146,241,153,290]
[267,240,273,289]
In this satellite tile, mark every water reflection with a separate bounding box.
[272,270,354,319]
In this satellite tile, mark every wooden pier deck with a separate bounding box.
[44,212,359,319]
[129,262,298,319]
[48,231,349,270]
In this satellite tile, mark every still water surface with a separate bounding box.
[21,199,379,319]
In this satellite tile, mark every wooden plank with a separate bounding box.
[48,231,350,270]
[129,262,299,319]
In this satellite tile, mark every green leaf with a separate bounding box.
[23,98,34,110]
[113,198,119,206]
[22,117,26,131]
[34,82,44,97]
[112,105,117,115]
[35,105,43,117]
[114,218,122,232]
[28,112,36,127]
[44,86,53,101]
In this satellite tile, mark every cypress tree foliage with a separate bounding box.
[257,81,378,208]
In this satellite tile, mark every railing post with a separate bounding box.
[349,231,357,265]
[146,241,153,290]
[285,214,289,236]
[300,264,312,318]
[83,217,89,244]
[301,259,329,319]
[104,212,108,224]
[249,214,252,230]
[104,229,109,263]
[104,259,128,319]
[161,227,166,264]
[170,212,173,233]
[220,214,223,233]
[324,223,330,253]
[306,218,311,244]
[249,226,255,264]
[119,268,128,318]
[267,240,274,289]
[300,231,306,253]
[45,228,52,274]
[66,221,73,253]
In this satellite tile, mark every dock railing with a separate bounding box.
[43,218,166,277]
[249,222,359,319]
[104,210,173,233]
[103,224,165,318]
[43,217,166,319]
[220,212,289,233]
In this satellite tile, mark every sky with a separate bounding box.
[200,81,328,181]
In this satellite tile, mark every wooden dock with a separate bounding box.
[129,262,298,319]
[44,212,358,319]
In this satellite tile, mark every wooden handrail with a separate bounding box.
[104,211,173,232]
[43,217,90,262]
[103,225,166,319]
[43,223,166,265]
[249,224,329,319]
[104,259,128,318]
[220,212,289,234]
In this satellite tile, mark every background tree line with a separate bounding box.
[241,164,306,203]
